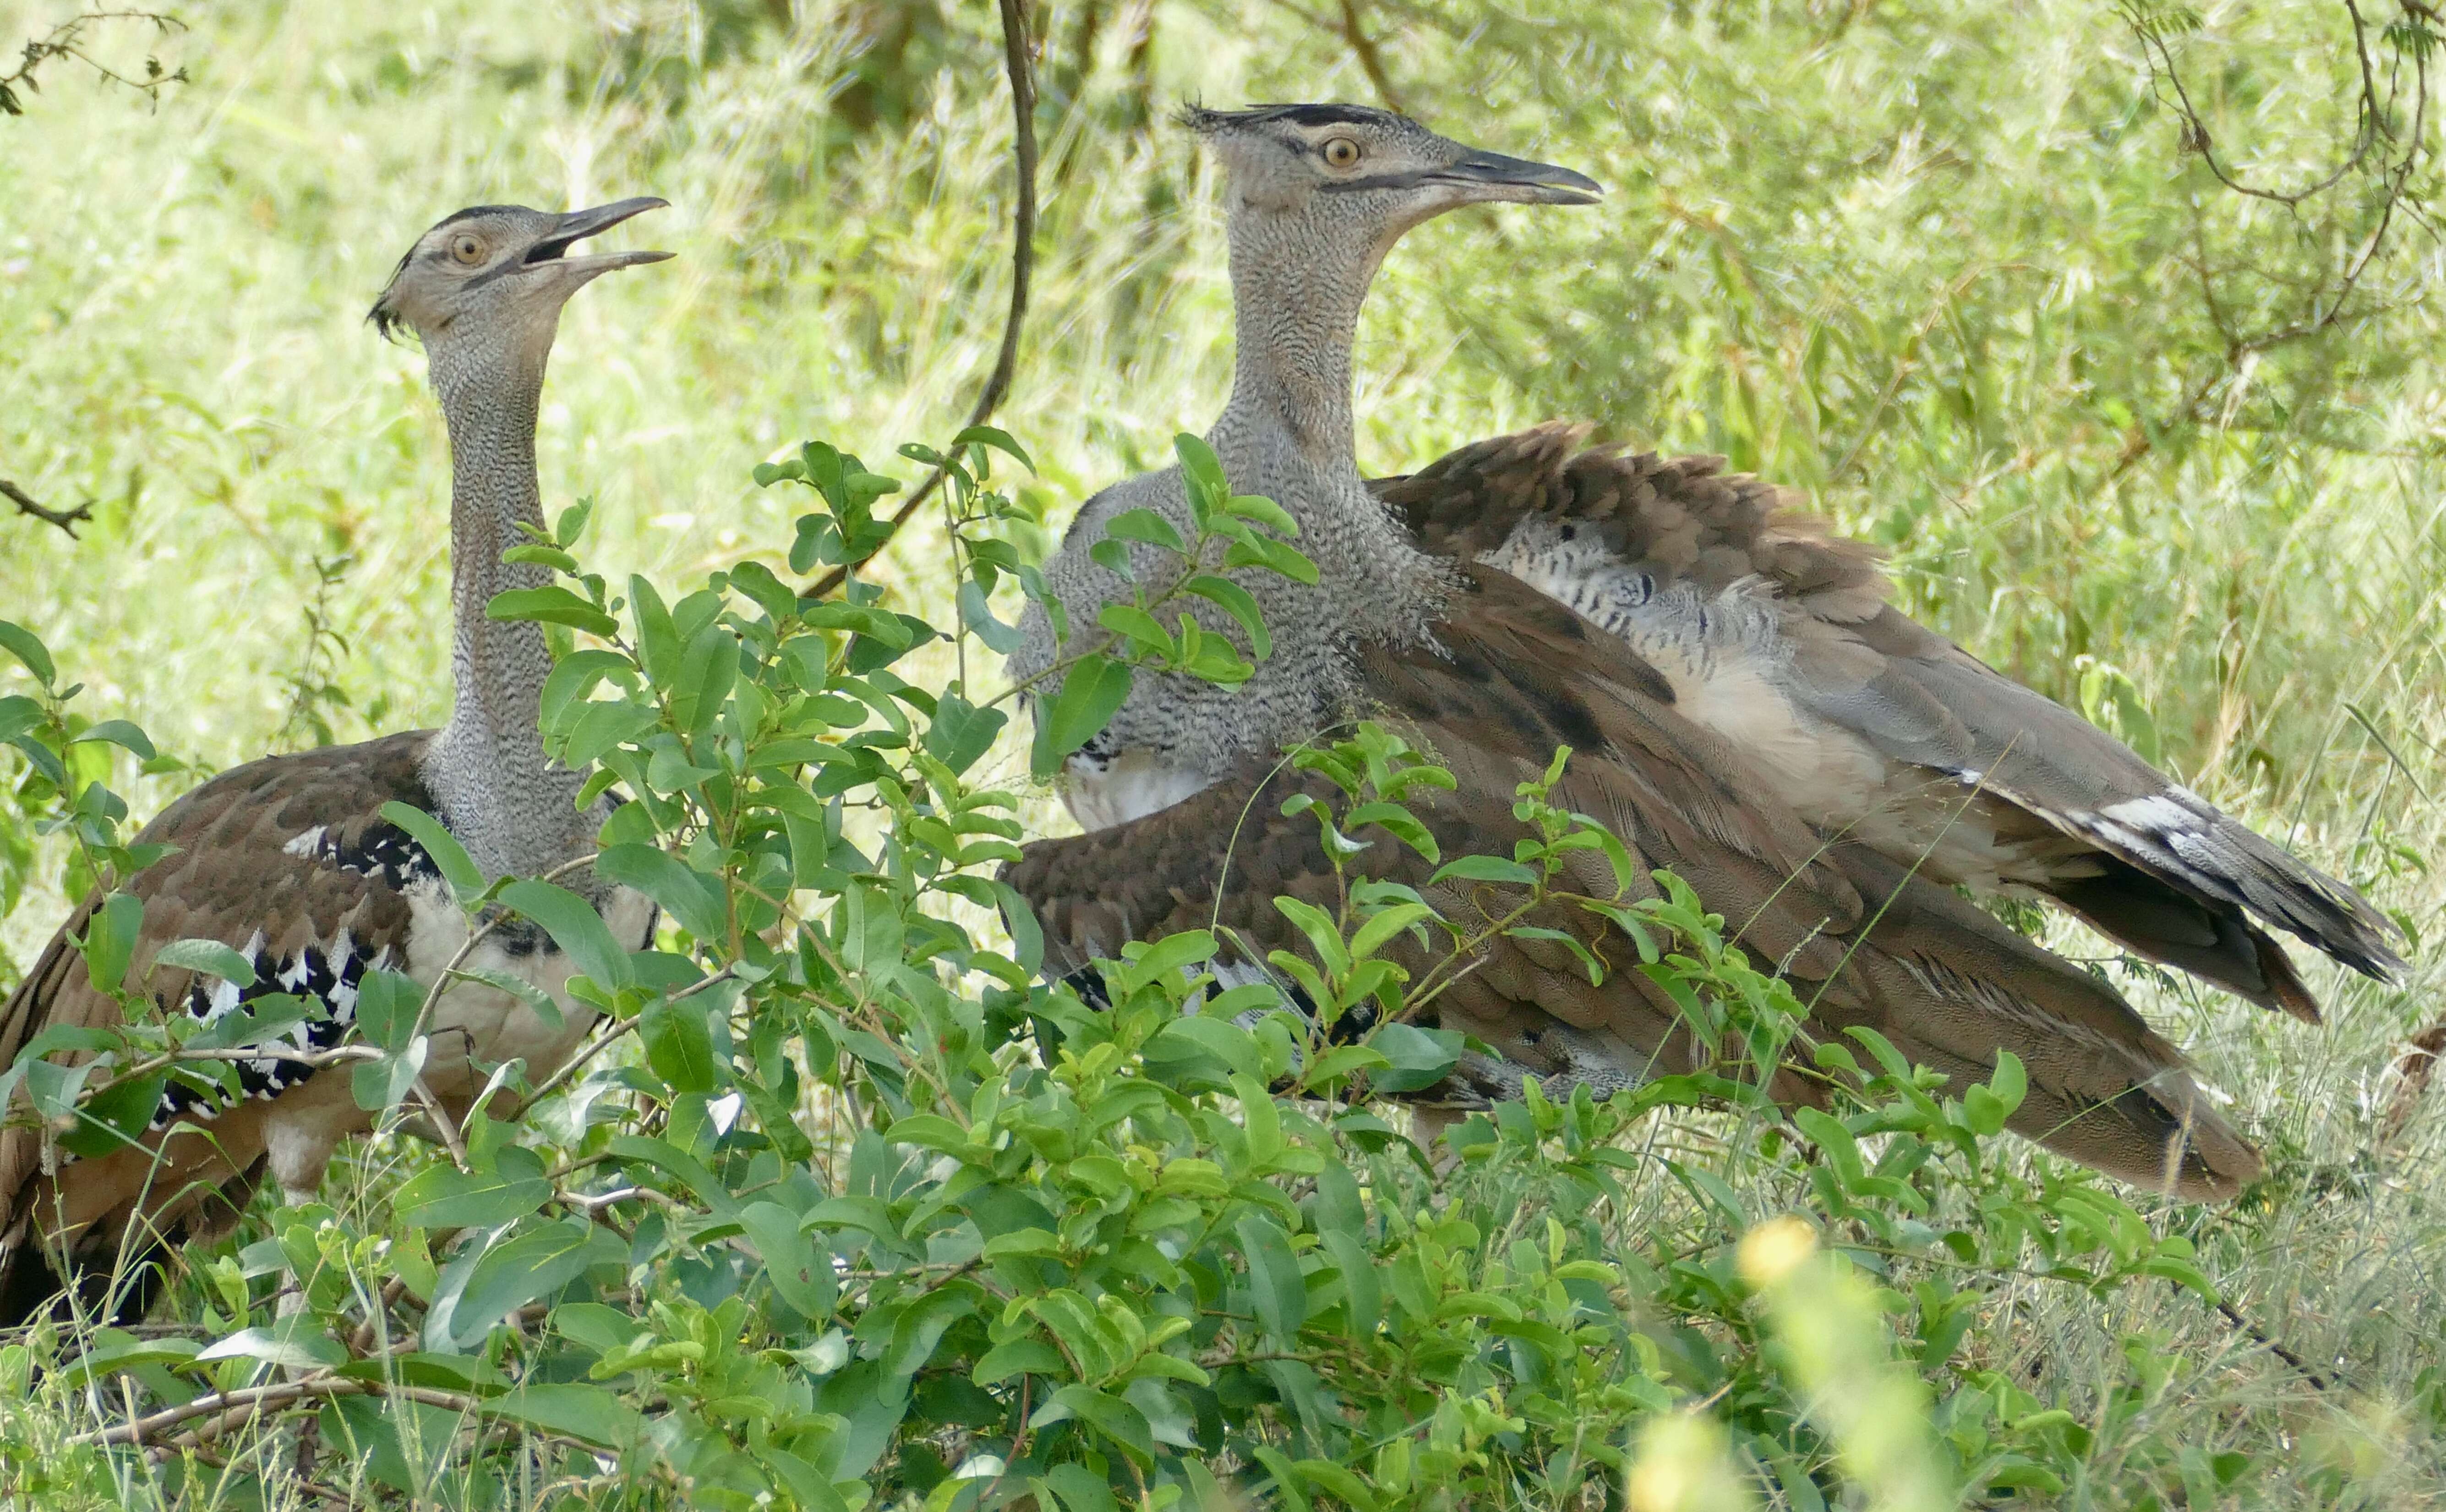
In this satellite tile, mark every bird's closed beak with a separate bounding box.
[1424,151,1602,206]
[520,196,676,277]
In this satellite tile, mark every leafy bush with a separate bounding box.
[0,434,2365,1511]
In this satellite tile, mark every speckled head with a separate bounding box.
[368,197,673,355]
[1179,103,1599,228]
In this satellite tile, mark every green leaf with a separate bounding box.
[197,1321,348,1372]
[1125,928,1218,986]
[447,965,563,1032]
[554,497,595,548]
[974,1339,1065,1385]
[667,624,739,736]
[482,1382,648,1449]
[380,801,487,903]
[1344,801,1439,862]
[1034,1464,1121,1512]
[1034,1384,1155,1466]
[498,879,635,991]
[1293,1459,1381,1512]
[1322,1229,1381,1336]
[981,1228,1060,1259]
[351,1041,429,1114]
[1349,902,1433,960]
[1235,1212,1308,1342]
[55,1329,201,1386]
[596,844,726,942]
[1030,653,1132,779]
[393,1157,553,1231]
[1173,433,1228,508]
[80,892,142,994]
[957,579,1026,654]
[450,1219,623,1347]
[1220,534,1318,585]
[0,620,56,687]
[1095,603,1174,657]
[501,543,579,573]
[740,1200,835,1320]
[74,720,155,760]
[1431,854,1538,887]
[1250,1447,1316,1512]
[884,1286,976,1378]
[59,1071,168,1158]
[1369,1023,1462,1094]
[0,695,41,743]
[1176,579,1265,663]
[186,992,311,1051]
[1986,1050,2027,1117]
[949,424,1035,472]
[923,690,1007,776]
[639,996,720,1093]
[1224,492,1299,537]
[486,586,617,638]
[1147,1015,1264,1084]
[1963,1083,2008,1138]
[355,968,426,1054]
[151,937,255,988]
[1103,508,1187,556]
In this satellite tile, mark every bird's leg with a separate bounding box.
[1409,1105,1467,1178]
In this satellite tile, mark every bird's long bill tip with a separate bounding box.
[528,198,676,274]
[553,196,671,236]
[1432,151,1603,206]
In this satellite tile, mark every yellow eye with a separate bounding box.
[1321,136,1362,169]
[449,233,486,266]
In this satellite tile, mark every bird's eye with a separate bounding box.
[448,233,486,266]
[1321,136,1362,169]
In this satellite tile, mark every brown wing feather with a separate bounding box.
[0,730,439,1305]
[1007,568,2260,1201]
[1374,426,2403,1018]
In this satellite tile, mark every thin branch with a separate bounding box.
[0,478,93,537]
[0,10,187,118]
[2213,1297,2337,1392]
[1335,0,1406,112]
[2123,0,2392,207]
[70,1375,474,1452]
[803,0,1039,600]
[521,962,737,1107]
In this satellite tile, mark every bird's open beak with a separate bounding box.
[1424,151,1602,206]
[520,196,676,276]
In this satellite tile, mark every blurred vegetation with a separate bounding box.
[0,0,2442,1506]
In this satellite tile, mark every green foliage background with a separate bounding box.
[0,0,2442,1507]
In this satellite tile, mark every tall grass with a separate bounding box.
[1,0,2441,1503]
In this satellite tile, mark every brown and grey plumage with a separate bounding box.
[1003,105,2260,1199]
[1376,425,2405,1021]
[0,200,672,1324]
[1010,567,2262,1200]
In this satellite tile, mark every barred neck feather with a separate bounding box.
[420,339,593,879]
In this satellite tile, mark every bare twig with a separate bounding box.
[2122,0,2435,348]
[346,1275,411,1356]
[70,1375,474,1452]
[1335,0,1406,112]
[2124,0,2389,208]
[803,0,1039,600]
[2213,1297,2337,1392]
[0,477,93,537]
[521,961,737,1107]
[0,10,187,118]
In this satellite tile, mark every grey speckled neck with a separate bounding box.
[418,336,597,879]
[1010,181,1448,786]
